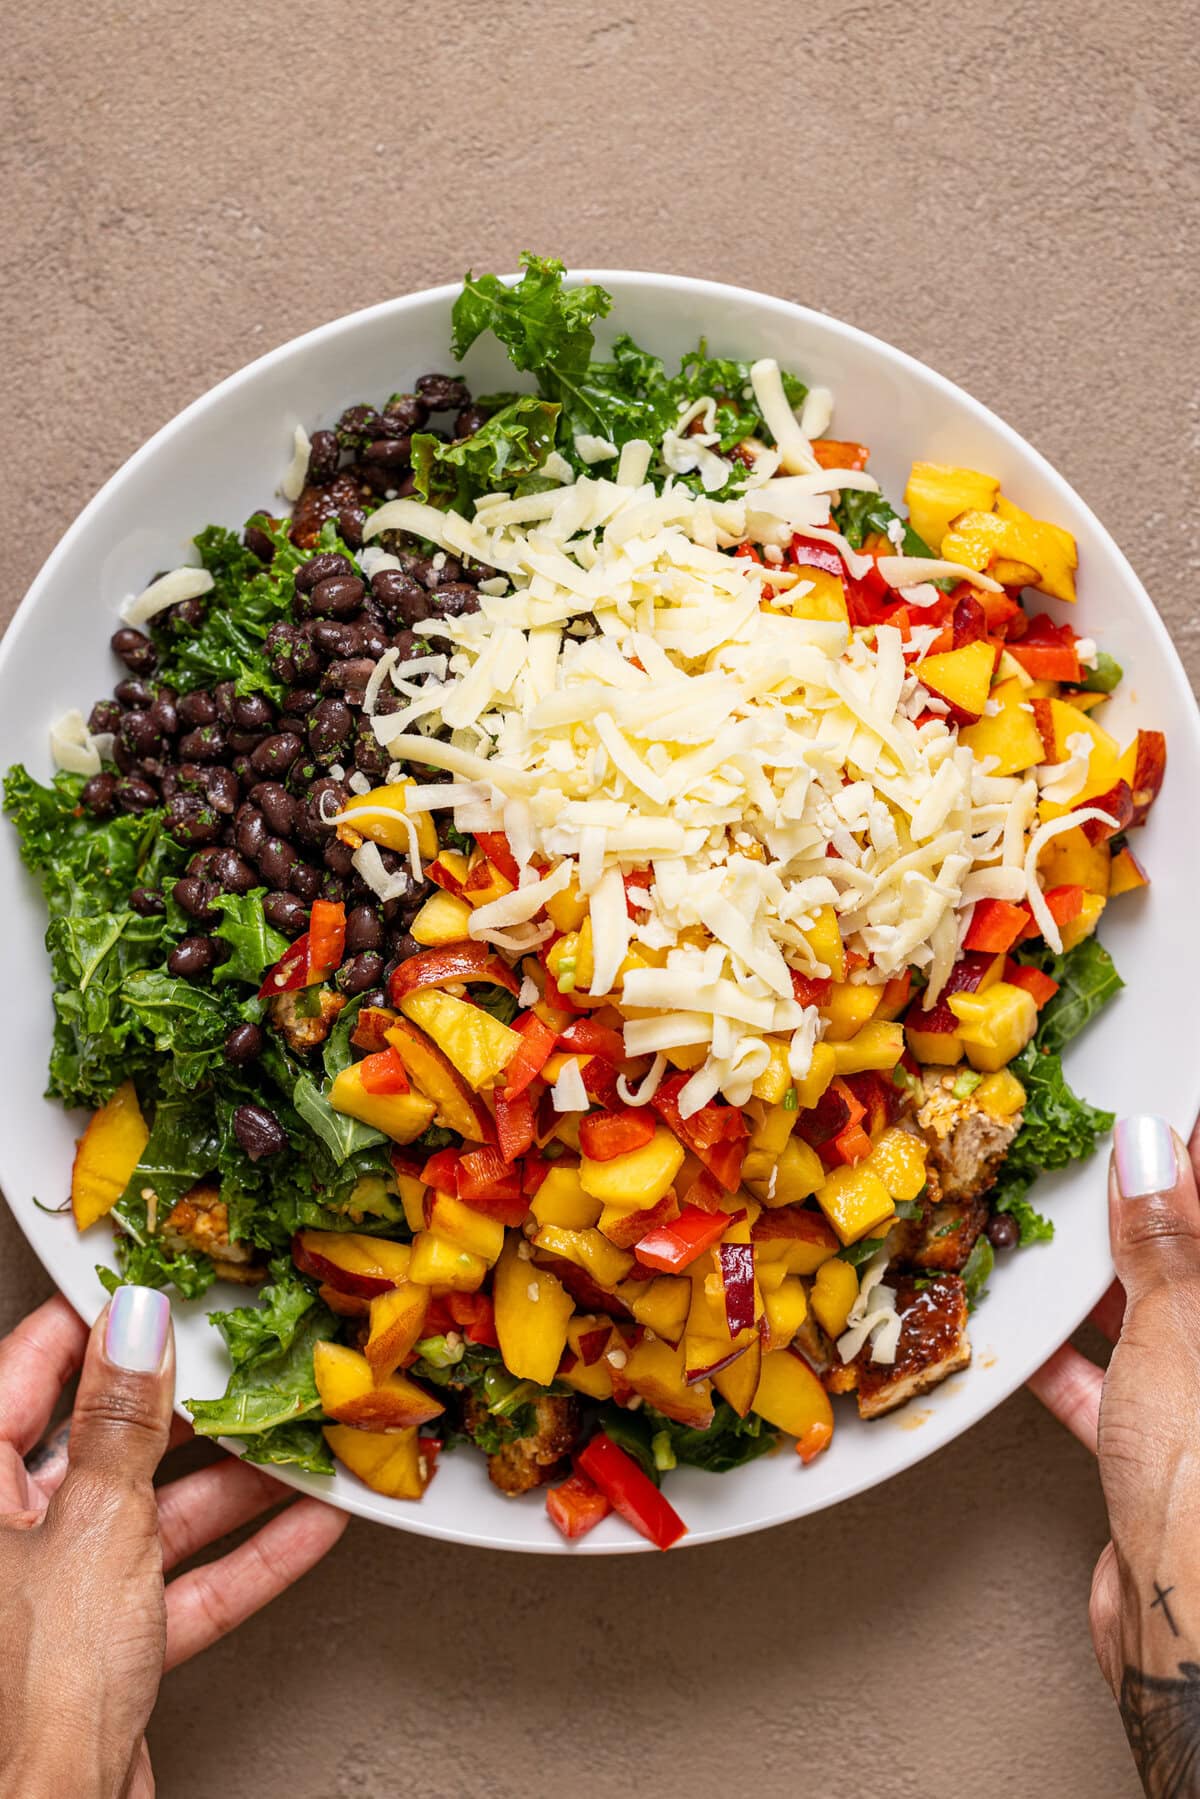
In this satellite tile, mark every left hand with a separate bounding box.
[0,1288,348,1798]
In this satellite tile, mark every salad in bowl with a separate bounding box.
[5,256,1165,1550]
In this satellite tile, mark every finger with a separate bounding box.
[1088,1279,1126,1344]
[0,1295,88,1456]
[1109,1117,1200,1302]
[1027,1342,1102,1454]
[164,1497,348,1671]
[157,1456,288,1574]
[51,1288,175,1509]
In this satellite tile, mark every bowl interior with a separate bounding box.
[2,272,1197,1551]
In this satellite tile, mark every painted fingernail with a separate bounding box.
[1113,1116,1178,1199]
[105,1286,171,1373]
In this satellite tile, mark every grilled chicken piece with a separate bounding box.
[885,1167,988,1275]
[269,986,346,1052]
[915,1071,1023,1203]
[162,1182,263,1284]
[855,1274,970,1419]
[466,1394,580,1496]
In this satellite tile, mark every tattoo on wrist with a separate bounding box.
[1153,1585,1181,1638]
[1119,1582,1200,1796]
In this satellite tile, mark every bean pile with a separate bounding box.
[76,372,492,1060]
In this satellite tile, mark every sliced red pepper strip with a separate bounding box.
[576,1433,687,1551]
[546,1470,612,1540]
[445,1290,500,1348]
[1006,613,1082,683]
[358,1046,410,1095]
[503,1011,559,1098]
[1044,885,1085,926]
[521,1152,551,1196]
[558,1016,625,1064]
[651,1073,749,1194]
[790,969,833,1008]
[308,900,346,981]
[634,1203,742,1274]
[963,898,1032,955]
[473,830,522,886]
[257,932,312,1000]
[457,1144,528,1225]
[578,1108,657,1162]
[1002,958,1060,1007]
[388,942,520,1004]
[420,1147,462,1193]
[492,1089,536,1167]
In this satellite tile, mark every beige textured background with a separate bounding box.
[3,0,1197,1792]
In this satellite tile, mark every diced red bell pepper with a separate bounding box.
[503,1012,559,1099]
[542,965,588,1013]
[558,1016,626,1064]
[790,534,899,630]
[634,1203,741,1274]
[622,869,652,916]
[358,1046,410,1095]
[1002,958,1060,1007]
[651,1074,749,1194]
[951,593,987,647]
[388,942,520,1004]
[473,830,522,886]
[580,1057,620,1109]
[963,898,1033,955]
[350,1005,396,1052]
[421,1295,455,1336]
[578,1108,657,1162]
[841,1070,902,1136]
[308,899,346,981]
[576,1433,687,1551]
[546,1470,613,1541]
[457,1144,529,1225]
[493,1088,536,1167]
[977,589,1024,638]
[257,932,313,1000]
[420,1147,462,1193]
[1044,885,1085,926]
[734,542,764,564]
[827,1121,873,1167]
[1006,614,1082,683]
[809,439,870,471]
[791,969,833,1008]
[880,969,911,1014]
[521,1152,551,1195]
[445,1291,500,1348]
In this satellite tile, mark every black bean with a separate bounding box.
[111,627,157,674]
[322,657,376,697]
[234,808,267,866]
[233,1103,287,1161]
[214,682,237,724]
[266,622,321,686]
[306,428,341,486]
[986,1214,1020,1251]
[295,776,347,846]
[281,687,320,718]
[115,776,159,814]
[285,756,321,798]
[423,556,463,590]
[174,875,220,923]
[111,740,136,775]
[263,890,308,937]
[352,618,391,659]
[178,690,218,729]
[430,582,480,619]
[371,568,431,627]
[115,677,153,709]
[290,861,322,902]
[310,574,365,619]
[165,595,208,632]
[344,904,383,954]
[179,724,226,763]
[295,551,352,595]
[383,393,428,431]
[186,847,222,875]
[168,935,216,979]
[204,766,240,814]
[243,524,276,563]
[210,849,257,894]
[259,835,298,886]
[250,732,303,777]
[119,710,164,762]
[387,928,422,962]
[227,729,269,757]
[351,723,390,780]
[363,436,412,469]
[337,506,366,549]
[87,699,123,735]
[455,403,491,437]
[307,619,364,659]
[336,404,381,449]
[323,837,356,878]
[254,782,296,836]
[129,886,165,917]
[232,693,273,732]
[166,792,222,844]
[416,373,470,412]
[81,772,118,817]
[149,694,178,737]
[308,696,352,761]
[224,1022,265,1066]
[337,950,384,996]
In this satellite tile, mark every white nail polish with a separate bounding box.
[1113,1115,1177,1199]
[105,1286,171,1373]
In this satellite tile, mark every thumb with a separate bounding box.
[1110,1116,1200,1301]
[57,1286,175,1496]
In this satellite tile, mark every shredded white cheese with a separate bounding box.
[50,709,103,776]
[280,424,312,502]
[119,566,215,627]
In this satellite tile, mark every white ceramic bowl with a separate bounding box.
[3,274,1198,1553]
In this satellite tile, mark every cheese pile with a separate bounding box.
[347,366,1044,1114]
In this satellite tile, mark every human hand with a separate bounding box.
[1030,1117,1200,1797]
[0,1286,348,1799]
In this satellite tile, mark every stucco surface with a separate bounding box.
[2,0,1197,1793]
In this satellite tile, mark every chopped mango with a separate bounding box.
[408,890,474,946]
[340,781,437,860]
[947,981,1038,1072]
[831,1019,904,1074]
[546,916,595,993]
[1059,889,1106,953]
[761,1278,809,1353]
[494,1235,574,1384]
[942,503,1077,604]
[1037,823,1111,895]
[815,1165,896,1246]
[904,462,1000,553]
[751,1038,793,1105]
[530,1163,602,1231]
[622,1274,691,1343]
[408,1230,488,1291]
[821,981,883,1042]
[919,640,996,720]
[794,1042,837,1109]
[742,1099,800,1192]
[864,1126,928,1201]
[397,988,521,1090]
[974,1069,1027,1120]
[759,1136,825,1207]
[810,1257,860,1339]
[791,566,849,624]
[324,1424,435,1501]
[328,1062,435,1144]
[546,872,589,933]
[802,905,845,982]
[959,678,1046,776]
[752,1349,834,1462]
[579,1127,685,1208]
[424,1191,505,1264]
[70,1080,151,1232]
[533,1224,634,1289]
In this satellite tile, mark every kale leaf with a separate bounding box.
[596,1399,776,1485]
[961,1234,995,1308]
[211,891,288,988]
[149,521,308,699]
[410,395,562,509]
[1014,936,1124,1056]
[452,253,612,388]
[993,1041,1115,1244]
[186,1294,337,1448]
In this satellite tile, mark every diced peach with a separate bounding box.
[530,1163,602,1231]
[313,1341,444,1431]
[424,1191,505,1264]
[752,1349,835,1462]
[70,1080,150,1232]
[760,1279,809,1354]
[830,1019,904,1074]
[1058,890,1106,953]
[625,1335,715,1428]
[1109,844,1150,897]
[919,640,996,722]
[941,501,1077,604]
[791,566,849,623]
[810,1258,859,1339]
[319,1283,371,1318]
[340,781,437,860]
[493,1234,575,1384]
[328,1062,434,1144]
[546,872,589,933]
[752,1206,841,1273]
[532,1224,633,1289]
[579,1128,685,1208]
[1118,729,1167,826]
[712,1335,763,1417]
[947,981,1038,1072]
[750,1037,793,1105]
[794,1043,837,1109]
[598,1188,681,1248]
[863,1127,928,1202]
[292,1230,412,1298]
[904,462,1000,553]
[365,1282,431,1380]
[741,1099,800,1193]
[396,989,521,1091]
[409,890,474,946]
[974,1069,1027,1120]
[619,1273,691,1344]
[384,1018,496,1140]
[461,855,515,911]
[754,1135,825,1208]
[323,1423,435,1499]
[802,905,845,982]
[407,1231,488,1292]
[1037,823,1111,896]
[560,1316,619,1399]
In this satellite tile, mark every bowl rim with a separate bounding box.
[4,269,1198,1553]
